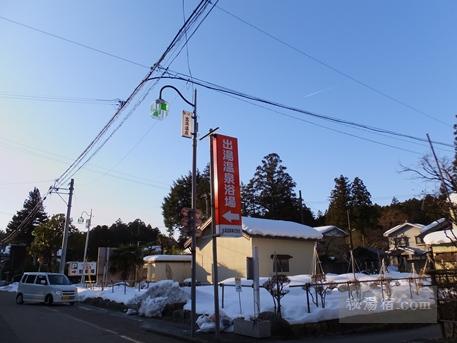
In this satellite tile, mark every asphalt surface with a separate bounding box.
[0,292,183,343]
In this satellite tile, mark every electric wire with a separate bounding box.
[159,69,453,149]
[0,15,149,69]
[216,4,451,128]
[53,0,212,188]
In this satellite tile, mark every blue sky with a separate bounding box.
[1,0,456,232]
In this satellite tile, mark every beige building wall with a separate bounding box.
[388,225,425,251]
[196,234,252,283]
[144,261,190,282]
[252,237,316,276]
[196,233,318,282]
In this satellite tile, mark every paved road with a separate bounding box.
[0,292,183,343]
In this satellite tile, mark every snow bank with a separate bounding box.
[0,282,18,292]
[143,255,191,262]
[78,280,188,318]
[77,284,147,305]
[127,280,188,317]
[242,216,322,240]
[186,272,434,325]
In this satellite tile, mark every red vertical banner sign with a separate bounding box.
[211,134,242,237]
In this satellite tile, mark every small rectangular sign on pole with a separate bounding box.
[181,111,193,138]
[211,134,242,237]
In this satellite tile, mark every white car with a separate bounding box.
[16,272,77,305]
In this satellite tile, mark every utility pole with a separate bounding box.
[346,209,354,251]
[79,209,93,284]
[190,88,198,337]
[209,132,220,338]
[59,178,74,274]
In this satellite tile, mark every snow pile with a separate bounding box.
[196,310,233,332]
[78,280,188,318]
[424,229,457,245]
[0,282,18,292]
[184,272,434,325]
[127,280,189,317]
[242,216,322,240]
[143,255,191,262]
[77,284,148,305]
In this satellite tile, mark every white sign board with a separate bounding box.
[67,261,96,276]
[181,111,193,138]
[235,277,242,292]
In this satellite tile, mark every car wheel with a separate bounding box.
[16,293,24,305]
[44,294,53,306]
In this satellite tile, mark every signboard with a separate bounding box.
[211,134,242,237]
[235,277,242,292]
[181,111,193,138]
[67,261,96,276]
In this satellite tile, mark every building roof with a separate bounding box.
[420,218,450,237]
[195,216,322,240]
[424,229,457,245]
[383,222,424,237]
[143,255,192,263]
[313,225,348,236]
[241,216,322,240]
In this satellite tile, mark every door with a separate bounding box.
[22,274,37,301]
[35,274,49,302]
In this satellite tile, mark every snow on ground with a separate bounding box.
[77,284,148,305]
[25,271,433,325]
[0,282,18,292]
[184,272,435,325]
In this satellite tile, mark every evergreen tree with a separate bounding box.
[243,153,313,224]
[162,166,210,237]
[349,177,375,236]
[29,213,74,271]
[6,188,48,246]
[325,175,351,228]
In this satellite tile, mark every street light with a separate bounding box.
[154,85,198,336]
[78,209,93,285]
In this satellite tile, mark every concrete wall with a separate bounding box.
[196,234,252,283]
[252,237,316,277]
[144,261,190,282]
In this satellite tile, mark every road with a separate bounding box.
[0,292,183,343]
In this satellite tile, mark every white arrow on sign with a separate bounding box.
[223,211,240,223]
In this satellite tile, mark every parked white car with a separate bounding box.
[16,272,77,305]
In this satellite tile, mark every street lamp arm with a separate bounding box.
[158,85,195,107]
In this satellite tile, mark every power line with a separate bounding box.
[159,69,453,149]
[0,15,149,69]
[55,0,214,187]
[216,4,451,128]
[0,92,119,105]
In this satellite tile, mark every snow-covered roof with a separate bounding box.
[143,255,192,263]
[383,222,424,237]
[424,229,457,245]
[420,218,447,235]
[242,216,322,240]
[313,225,348,236]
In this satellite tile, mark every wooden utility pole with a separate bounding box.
[59,178,74,274]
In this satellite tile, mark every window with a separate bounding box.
[25,274,36,284]
[271,254,292,273]
[48,274,71,285]
[35,275,48,285]
[394,237,409,248]
[415,236,424,244]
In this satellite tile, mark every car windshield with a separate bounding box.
[47,274,71,285]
